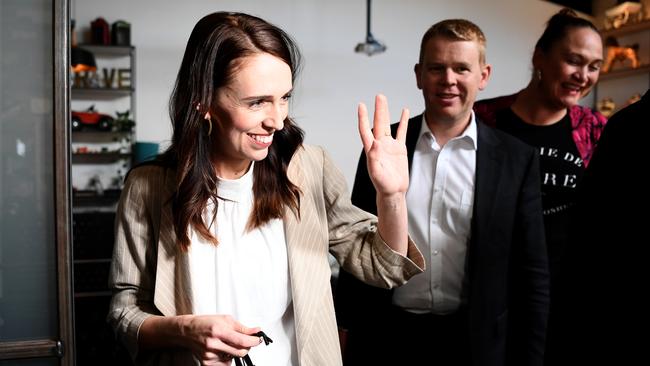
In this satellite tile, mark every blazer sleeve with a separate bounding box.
[107,166,163,362]
[509,149,550,366]
[312,146,424,287]
[334,149,396,330]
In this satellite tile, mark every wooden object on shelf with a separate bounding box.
[597,97,616,117]
[602,36,640,73]
[604,1,645,30]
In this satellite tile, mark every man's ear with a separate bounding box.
[479,63,492,91]
[414,63,422,90]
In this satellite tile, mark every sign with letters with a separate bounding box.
[74,68,131,89]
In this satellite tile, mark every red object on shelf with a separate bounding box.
[71,105,114,131]
[91,17,110,45]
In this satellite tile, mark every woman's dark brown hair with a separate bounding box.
[535,8,600,53]
[161,12,303,250]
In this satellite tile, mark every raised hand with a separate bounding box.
[358,94,410,196]
[357,94,410,255]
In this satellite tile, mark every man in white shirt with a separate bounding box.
[335,19,549,366]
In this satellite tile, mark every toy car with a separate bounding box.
[71,105,114,131]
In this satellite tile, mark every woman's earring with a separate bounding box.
[194,102,212,136]
[204,112,212,136]
[536,69,542,82]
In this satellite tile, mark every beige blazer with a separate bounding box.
[108,144,424,365]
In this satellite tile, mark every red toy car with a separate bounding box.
[71,105,114,131]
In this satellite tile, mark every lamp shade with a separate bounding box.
[71,47,97,73]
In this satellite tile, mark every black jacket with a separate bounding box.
[553,90,649,365]
[335,115,549,366]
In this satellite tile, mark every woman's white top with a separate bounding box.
[188,164,297,365]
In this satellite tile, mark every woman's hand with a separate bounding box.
[358,94,409,197]
[357,94,410,255]
[181,315,262,365]
[139,314,262,366]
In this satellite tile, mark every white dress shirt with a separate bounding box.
[392,113,477,314]
[188,163,297,366]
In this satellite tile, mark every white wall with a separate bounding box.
[73,0,567,188]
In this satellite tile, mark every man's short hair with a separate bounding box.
[418,19,487,64]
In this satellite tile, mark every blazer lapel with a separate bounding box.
[283,147,340,364]
[154,167,193,316]
[474,122,505,233]
[404,115,423,170]
[283,149,315,360]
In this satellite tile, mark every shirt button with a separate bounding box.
[433,250,439,256]
[433,283,440,289]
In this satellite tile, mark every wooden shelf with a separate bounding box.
[599,64,650,81]
[72,188,121,209]
[74,258,112,264]
[73,188,121,198]
[71,129,133,137]
[72,87,133,98]
[74,291,112,298]
[77,44,134,55]
[72,205,118,213]
[72,152,131,164]
[600,20,650,38]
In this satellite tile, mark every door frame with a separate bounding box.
[0,0,74,364]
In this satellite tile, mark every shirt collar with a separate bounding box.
[419,112,478,150]
[215,162,254,202]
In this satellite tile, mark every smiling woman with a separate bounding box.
[473,8,607,365]
[209,53,293,179]
[107,11,423,366]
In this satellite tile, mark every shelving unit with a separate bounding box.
[70,44,136,366]
[71,45,135,201]
[595,20,650,113]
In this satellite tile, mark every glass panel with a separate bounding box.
[0,0,58,341]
